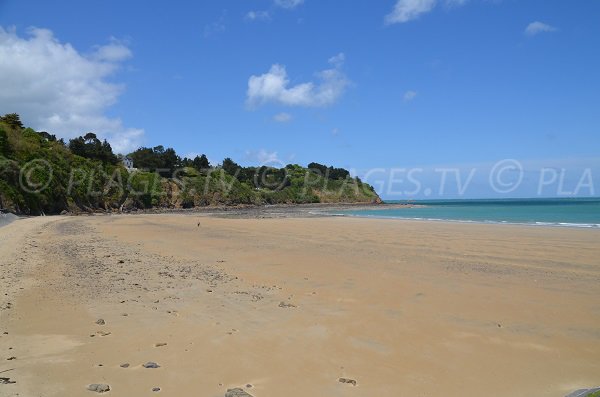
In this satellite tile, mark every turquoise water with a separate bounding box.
[332,198,600,228]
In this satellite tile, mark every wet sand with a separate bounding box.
[1,213,599,396]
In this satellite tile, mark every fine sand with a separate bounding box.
[1,213,599,397]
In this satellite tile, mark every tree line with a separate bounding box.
[1,113,380,214]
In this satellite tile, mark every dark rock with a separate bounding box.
[278,301,297,308]
[96,319,105,325]
[120,363,130,368]
[339,377,357,386]
[225,388,254,397]
[143,361,160,369]
[152,387,161,392]
[87,383,110,393]
[6,356,16,360]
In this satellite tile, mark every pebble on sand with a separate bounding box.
[120,363,130,368]
[154,342,167,347]
[143,361,160,368]
[225,388,254,397]
[278,301,297,308]
[95,319,105,325]
[87,383,110,393]
[152,387,161,392]
[338,377,357,386]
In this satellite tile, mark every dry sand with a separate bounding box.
[1,213,599,397]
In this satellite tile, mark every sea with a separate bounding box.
[330,198,600,228]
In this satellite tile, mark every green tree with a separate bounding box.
[308,162,328,175]
[222,157,241,177]
[0,128,10,156]
[192,154,210,171]
[68,132,118,164]
[129,145,180,176]
[0,113,24,129]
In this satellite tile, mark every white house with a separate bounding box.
[123,157,134,169]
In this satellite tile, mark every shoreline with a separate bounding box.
[0,212,18,228]
[326,212,600,229]
[3,202,600,230]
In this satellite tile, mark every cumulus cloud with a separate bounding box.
[91,38,132,62]
[385,0,436,24]
[244,149,282,166]
[385,0,468,24]
[245,10,271,22]
[273,112,292,122]
[0,26,143,153]
[274,0,304,9]
[403,90,417,102]
[246,53,349,108]
[525,21,557,36]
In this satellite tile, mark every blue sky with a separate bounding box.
[1,0,599,198]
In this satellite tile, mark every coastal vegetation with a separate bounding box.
[0,113,381,214]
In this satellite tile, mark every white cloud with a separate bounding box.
[273,112,292,122]
[274,0,304,9]
[328,52,346,68]
[91,38,132,62]
[525,21,557,36]
[0,26,143,153]
[245,149,282,166]
[245,10,271,21]
[246,54,349,108]
[385,0,437,24]
[403,90,418,102]
[385,0,468,24]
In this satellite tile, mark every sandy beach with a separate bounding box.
[1,213,599,397]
